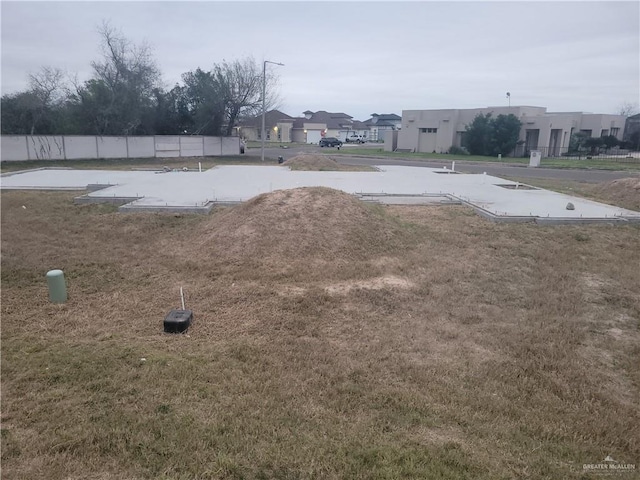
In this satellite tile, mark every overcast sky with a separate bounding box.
[2,1,639,121]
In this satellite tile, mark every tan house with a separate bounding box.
[237,109,403,144]
[236,110,295,143]
[291,111,361,144]
[363,113,402,141]
[394,106,626,156]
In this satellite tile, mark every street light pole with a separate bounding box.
[261,60,284,162]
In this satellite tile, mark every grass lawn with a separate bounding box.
[332,148,640,171]
[502,177,599,198]
[1,186,639,479]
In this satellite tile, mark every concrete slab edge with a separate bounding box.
[356,192,452,198]
[460,198,638,225]
[2,186,86,191]
[86,184,116,192]
[74,195,140,206]
[534,216,639,225]
[118,203,215,214]
[357,194,461,206]
[1,167,74,177]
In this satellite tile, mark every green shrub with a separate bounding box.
[448,146,469,155]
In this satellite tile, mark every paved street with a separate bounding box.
[245,144,640,184]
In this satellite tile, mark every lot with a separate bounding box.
[3,156,638,221]
[1,181,639,479]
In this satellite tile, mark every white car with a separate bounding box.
[344,134,366,144]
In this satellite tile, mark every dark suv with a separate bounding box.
[319,137,342,148]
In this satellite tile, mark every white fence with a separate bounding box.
[1,135,241,162]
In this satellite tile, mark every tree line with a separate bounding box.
[1,22,279,137]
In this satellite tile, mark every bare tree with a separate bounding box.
[24,66,67,134]
[29,67,66,106]
[84,20,161,134]
[618,101,639,117]
[215,57,281,135]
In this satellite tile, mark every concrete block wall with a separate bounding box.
[180,136,204,157]
[127,137,155,158]
[222,137,239,155]
[384,130,398,152]
[1,136,29,161]
[1,135,240,161]
[155,136,180,158]
[203,137,222,156]
[27,136,65,160]
[65,136,99,160]
[97,136,128,158]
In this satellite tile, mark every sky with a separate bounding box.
[1,1,639,121]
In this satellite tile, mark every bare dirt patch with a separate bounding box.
[188,187,411,266]
[325,275,413,294]
[283,154,375,171]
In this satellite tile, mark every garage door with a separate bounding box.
[306,130,322,144]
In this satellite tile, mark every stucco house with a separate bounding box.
[393,106,626,156]
[289,111,353,144]
[363,113,402,142]
[237,109,403,144]
[236,109,295,143]
[290,111,376,144]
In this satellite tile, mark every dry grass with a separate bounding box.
[283,154,375,171]
[505,176,640,212]
[590,177,640,212]
[2,187,639,479]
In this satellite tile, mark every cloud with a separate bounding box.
[2,1,638,119]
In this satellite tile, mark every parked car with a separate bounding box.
[345,134,366,144]
[319,137,343,148]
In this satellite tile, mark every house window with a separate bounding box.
[600,129,609,137]
[611,127,620,137]
[277,130,282,141]
[420,128,438,133]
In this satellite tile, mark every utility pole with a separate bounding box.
[261,60,284,162]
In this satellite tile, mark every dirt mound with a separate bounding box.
[282,154,341,170]
[194,187,409,262]
[590,177,640,212]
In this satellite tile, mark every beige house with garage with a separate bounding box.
[394,106,626,156]
[291,111,362,144]
[237,110,399,144]
[236,110,295,143]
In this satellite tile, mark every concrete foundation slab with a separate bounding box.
[2,165,639,223]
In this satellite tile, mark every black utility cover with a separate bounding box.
[164,309,193,333]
